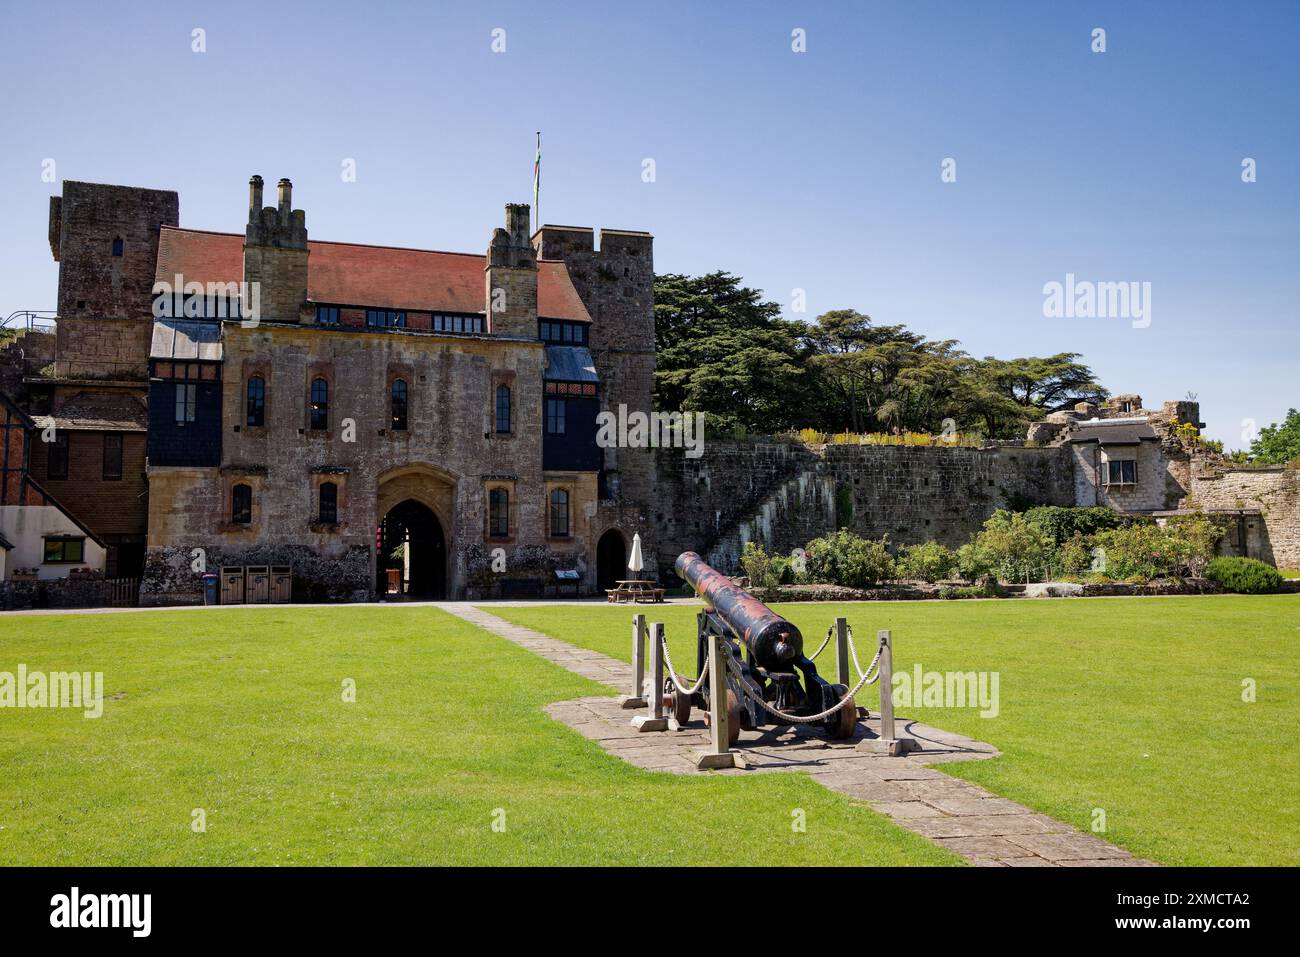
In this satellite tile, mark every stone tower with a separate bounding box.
[47,181,179,377]
[243,176,309,322]
[533,225,655,502]
[485,203,538,338]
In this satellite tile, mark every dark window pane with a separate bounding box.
[47,433,69,480]
[246,376,266,427]
[549,489,569,537]
[319,482,338,524]
[495,385,511,433]
[310,378,329,430]
[391,379,409,431]
[489,488,509,537]
[232,484,252,524]
[102,433,123,481]
[546,399,565,435]
[175,383,196,424]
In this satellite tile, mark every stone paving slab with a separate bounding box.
[443,603,1155,868]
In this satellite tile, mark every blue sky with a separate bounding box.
[1,0,1295,445]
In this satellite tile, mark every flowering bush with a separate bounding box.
[897,541,957,583]
[806,530,895,588]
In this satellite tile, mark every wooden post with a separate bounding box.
[694,629,739,769]
[857,628,919,755]
[620,613,647,709]
[877,629,897,741]
[835,617,850,688]
[631,622,667,731]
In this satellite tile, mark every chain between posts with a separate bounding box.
[726,651,876,724]
[808,626,833,662]
[845,624,882,683]
[660,635,711,696]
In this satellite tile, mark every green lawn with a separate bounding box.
[488,595,1300,866]
[0,606,956,866]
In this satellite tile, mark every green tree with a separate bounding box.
[972,354,1108,437]
[1248,409,1300,465]
[654,272,807,432]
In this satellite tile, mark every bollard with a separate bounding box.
[693,629,740,769]
[857,629,919,755]
[631,622,668,732]
[835,617,850,688]
[619,613,648,709]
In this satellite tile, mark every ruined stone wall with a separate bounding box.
[653,441,1075,576]
[652,441,820,578]
[0,330,55,402]
[826,444,1073,549]
[1189,465,1300,568]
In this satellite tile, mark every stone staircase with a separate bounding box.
[704,462,838,572]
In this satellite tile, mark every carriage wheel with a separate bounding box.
[672,685,693,725]
[826,684,857,740]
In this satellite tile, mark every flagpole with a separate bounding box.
[533,130,541,233]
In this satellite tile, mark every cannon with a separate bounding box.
[672,551,858,743]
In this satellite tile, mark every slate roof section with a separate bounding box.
[32,392,148,433]
[1066,422,1158,445]
[151,318,223,361]
[156,227,592,323]
[544,345,599,383]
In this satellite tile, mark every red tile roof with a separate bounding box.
[155,227,591,323]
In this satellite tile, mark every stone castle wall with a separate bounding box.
[1189,464,1300,567]
[653,441,1075,577]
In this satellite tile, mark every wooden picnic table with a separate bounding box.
[606,579,665,604]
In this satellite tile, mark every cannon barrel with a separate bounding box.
[675,551,802,667]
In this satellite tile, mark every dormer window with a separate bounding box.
[366,309,406,328]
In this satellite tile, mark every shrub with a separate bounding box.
[1204,556,1283,594]
[939,581,1005,600]
[955,541,993,583]
[1093,522,1179,580]
[740,541,777,589]
[1023,505,1127,545]
[1055,532,1094,576]
[805,530,895,588]
[897,541,957,583]
[1163,513,1224,577]
[974,510,1053,583]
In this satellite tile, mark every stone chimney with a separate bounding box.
[484,203,537,338]
[244,174,309,323]
[276,178,293,220]
[248,175,264,222]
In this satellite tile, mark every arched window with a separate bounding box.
[391,379,408,431]
[495,385,511,434]
[489,488,509,538]
[549,489,570,538]
[246,375,265,427]
[111,236,124,257]
[231,484,252,525]
[309,377,329,430]
[319,482,338,524]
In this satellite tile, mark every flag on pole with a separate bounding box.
[533,131,541,229]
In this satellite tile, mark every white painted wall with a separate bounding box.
[0,506,107,580]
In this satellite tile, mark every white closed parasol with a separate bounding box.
[628,533,644,575]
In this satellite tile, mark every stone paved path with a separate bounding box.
[441,603,1155,867]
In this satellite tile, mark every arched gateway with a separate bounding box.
[376,464,457,600]
[596,529,628,592]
